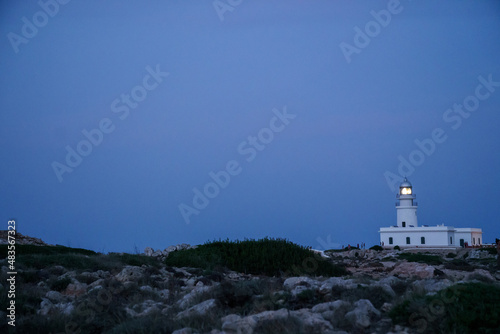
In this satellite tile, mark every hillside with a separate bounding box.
[1,236,499,333]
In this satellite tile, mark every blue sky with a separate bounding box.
[1,0,499,253]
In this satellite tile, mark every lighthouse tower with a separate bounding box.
[396,177,418,227]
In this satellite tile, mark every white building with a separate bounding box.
[379,178,482,249]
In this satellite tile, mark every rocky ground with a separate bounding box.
[1,235,499,333]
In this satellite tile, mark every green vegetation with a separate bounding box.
[49,276,72,291]
[0,244,97,256]
[369,245,383,251]
[390,283,500,333]
[445,252,457,258]
[397,252,443,265]
[394,245,401,250]
[165,238,348,277]
[7,247,158,273]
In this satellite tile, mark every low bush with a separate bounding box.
[397,252,443,265]
[0,244,97,256]
[445,252,457,258]
[49,276,72,292]
[394,246,401,250]
[165,238,348,277]
[369,245,384,251]
[443,259,474,272]
[254,316,303,334]
[390,282,500,333]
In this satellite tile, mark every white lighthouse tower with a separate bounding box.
[380,177,483,248]
[396,177,418,228]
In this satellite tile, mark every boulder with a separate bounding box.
[391,262,435,279]
[318,277,356,294]
[176,299,217,320]
[45,290,64,303]
[116,266,145,282]
[311,300,350,323]
[292,308,334,332]
[221,313,257,334]
[345,299,381,329]
[176,285,212,309]
[283,277,320,291]
[144,247,154,256]
[64,282,87,297]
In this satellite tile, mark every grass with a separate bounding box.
[165,238,348,277]
[390,282,500,333]
[397,252,443,265]
[0,244,97,256]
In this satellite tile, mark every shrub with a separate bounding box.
[254,316,303,334]
[0,244,97,256]
[369,245,384,251]
[397,253,443,265]
[165,238,348,277]
[445,252,457,258]
[49,276,72,292]
[390,283,500,333]
[393,245,401,250]
[444,259,474,272]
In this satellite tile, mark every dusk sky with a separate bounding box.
[1,0,499,253]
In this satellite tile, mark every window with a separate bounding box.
[450,237,452,244]
[406,237,410,244]
[402,221,406,227]
[460,239,464,247]
[473,237,475,245]
[389,237,393,245]
[478,238,481,245]
[421,237,425,245]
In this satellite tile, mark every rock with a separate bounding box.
[55,302,74,315]
[381,302,393,312]
[391,262,435,279]
[166,245,177,253]
[144,247,154,256]
[222,314,257,333]
[64,282,87,297]
[318,277,356,294]
[466,269,496,282]
[139,285,154,293]
[157,289,170,300]
[38,298,54,316]
[186,278,196,287]
[345,299,381,329]
[45,290,64,303]
[176,284,213,309]
[284,277,320,290]
[125,307,138,317]
[292,309,334,332]
[412,279,452,294]
[468,249,495,259]
[311,300,351,327]
[116,266,145,282]
[176,299,217,320]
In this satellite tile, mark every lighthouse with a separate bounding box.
[379,177,483,248]
[396,177,418,228]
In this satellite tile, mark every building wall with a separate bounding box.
[380,227,483,248]
[396,207,418,227]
